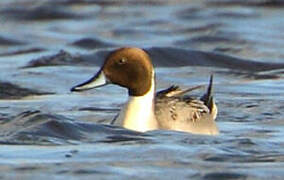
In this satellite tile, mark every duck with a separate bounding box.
[71,47,219,135]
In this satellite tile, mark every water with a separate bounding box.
[1,0,284,179]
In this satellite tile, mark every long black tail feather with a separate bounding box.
[201,75,214,112]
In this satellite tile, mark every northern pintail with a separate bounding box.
[71,47,219,135]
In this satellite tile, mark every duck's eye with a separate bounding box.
[118,58,127,65]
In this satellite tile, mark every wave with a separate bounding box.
[23,47,284,73]
[0,111,149,145]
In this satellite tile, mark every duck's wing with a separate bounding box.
[154,75,218,135]
[155,96,218,135]
[156,84,204,98]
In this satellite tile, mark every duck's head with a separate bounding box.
[71,47,154,96]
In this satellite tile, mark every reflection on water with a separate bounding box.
[1,0,284,179]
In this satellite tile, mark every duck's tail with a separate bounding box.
[201,75,215,113]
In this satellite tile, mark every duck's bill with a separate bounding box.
[71,71,109,92]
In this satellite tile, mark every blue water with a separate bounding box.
[1,0,284,179]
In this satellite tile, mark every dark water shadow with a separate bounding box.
[70,38,118,50]
[0,35,26,46]
[0,48,45,57]
[207,0,284,7]
[0,111,151,145]
[0,81,53,99]
[0,4,87,21]
[22,47,284,74]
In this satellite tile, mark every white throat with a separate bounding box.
[117,77,158,132]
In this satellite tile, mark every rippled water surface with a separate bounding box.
[1,0,284,179]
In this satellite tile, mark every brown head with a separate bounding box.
[71,47,154,96]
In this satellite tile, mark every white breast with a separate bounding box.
[118,78,158,132]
